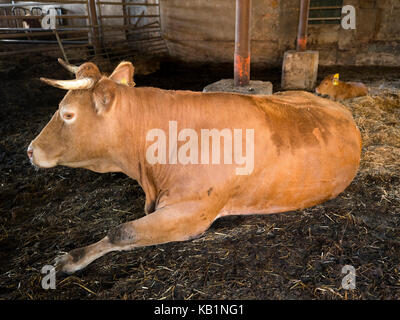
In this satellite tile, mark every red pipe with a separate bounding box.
[296,0,310,52]
[234,0,251,87]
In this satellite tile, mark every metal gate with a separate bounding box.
[0,0,167,64]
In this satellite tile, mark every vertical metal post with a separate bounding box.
[53,29,69,63]
[121,0,129,39]
[296,0,310,52]
[87,0,101,57]
[234,0,251,87]
[96,0,104,44]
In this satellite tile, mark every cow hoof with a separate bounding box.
[54,253,80,275]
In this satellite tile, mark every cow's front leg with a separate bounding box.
[54,238,115,274]
[55,201,219,274]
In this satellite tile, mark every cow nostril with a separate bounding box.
[27,146,33,159]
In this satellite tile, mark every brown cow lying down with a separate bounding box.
[315,74,368,101]
[28,59,362,274]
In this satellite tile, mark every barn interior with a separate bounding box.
[0,0,399,299]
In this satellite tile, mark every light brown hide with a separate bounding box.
[30,61,362,273]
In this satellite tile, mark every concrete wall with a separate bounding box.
[309,0,400,66]
[159,0,400,66]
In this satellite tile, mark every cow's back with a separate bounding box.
[218,91,362,216]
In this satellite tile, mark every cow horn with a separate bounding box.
[58,58,79,73]
[40,77,94,90]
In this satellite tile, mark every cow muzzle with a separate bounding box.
[27,142,58,168]
[27,144,33,160]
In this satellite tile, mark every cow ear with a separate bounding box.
[92,78,117,113]
[109,61,136,87]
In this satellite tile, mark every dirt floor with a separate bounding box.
[0,54,399,300]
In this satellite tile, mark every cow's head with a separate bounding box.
[315,74,339,96]
[27,59,135,173]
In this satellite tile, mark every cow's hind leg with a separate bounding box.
[55,201,218,274]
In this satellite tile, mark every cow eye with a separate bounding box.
[63,112,75,121]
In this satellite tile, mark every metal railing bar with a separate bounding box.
[308,17,341,20]
[100,23,159,32]
[0,29,89,39]
[0,43,89,56]
[0,27,89,31]
[97,2,158,6]
[103,43,167,55]
[0,15,88,19]
[309,6,342,10]
[102,38,164,49]
[99,14,159,19]
[0,0,87,5]
[0,39,88,44]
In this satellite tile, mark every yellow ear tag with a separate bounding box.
[333,73,339,86]
[120,78,128,85]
